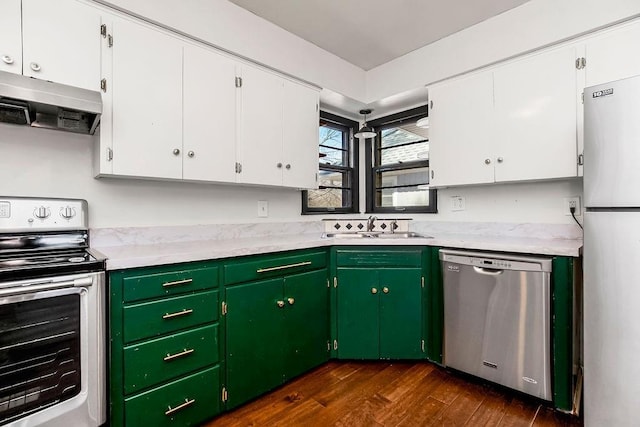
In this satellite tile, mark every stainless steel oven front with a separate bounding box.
[0,271,105,426]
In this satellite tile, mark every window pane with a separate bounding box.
[377,186,431,207]
[319,146,347,166]
[380,141,429,165]
[307,188,352,208]
[319,125,345,149]
[318,169,348,189]
[376,167,429,189]
[380,123,428,148]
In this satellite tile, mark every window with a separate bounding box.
[302,111,359,214]
[366,106,437,213]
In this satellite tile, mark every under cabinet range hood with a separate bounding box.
[0,70,101,134]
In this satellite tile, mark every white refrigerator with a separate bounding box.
[584,74,640,426]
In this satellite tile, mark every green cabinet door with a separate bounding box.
[336,268,379,359]
[226,278,285,409]
[283,269,330,381]
[379,268,423,359]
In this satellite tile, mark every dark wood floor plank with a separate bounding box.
[376,362,435,403]
[464,387,510,426]
[497,396,540,427]
[428,382,486,426]
[532,406,582,426]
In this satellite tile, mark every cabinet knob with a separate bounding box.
[497,157,504,163]
[2,55,14,65]
[30,62,41,72]
[371,288,378,294]
[188,151,195,158]
[484,158,491,165]
[287,297,295,305]
[285,164,291,170]
[276,300,285,308]
[277,163,283,169]
[173,148,181,155]
[382,287,389,294]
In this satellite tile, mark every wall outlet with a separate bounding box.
[257,200,268,217]
[450,196,465,211]
[564,197,581,216]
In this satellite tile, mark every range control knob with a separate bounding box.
[60,206,76,220]
[34,206,50,219]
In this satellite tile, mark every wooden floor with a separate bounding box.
[205,361,582,426]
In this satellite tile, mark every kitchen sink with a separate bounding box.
[322,231,432,239]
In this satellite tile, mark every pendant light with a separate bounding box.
[355,109,376,139]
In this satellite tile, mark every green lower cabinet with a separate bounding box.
[225,269,329,408]
[336,266,424,360]
[125,366,220,427]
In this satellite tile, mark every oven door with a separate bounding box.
[0,272,105,427]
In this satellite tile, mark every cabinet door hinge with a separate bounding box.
[221,301,228,316]
[106,147,113,161]
[316,103,319,112]
[333,277,337,288]
[575,57,586,70]
[430,170,434,180]
[421,277,425,288]
[581,92,584,104]
[235,76,242,88]
[100,24,107,38]
[333,340,338,350]
[578,153,584,166]
[326,278,330,288]
[421,339,425,352]
[100,78,107,93]
[429,100,433,110]
[108,34,113,48]
[327,340,331,351]
[235,162,242,173]
[221,387,228,402]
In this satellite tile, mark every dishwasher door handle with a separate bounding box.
[473,266,504,276]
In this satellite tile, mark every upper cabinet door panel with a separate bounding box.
[494,46,578,182]
[111,18,183,179]
[0,0,22,75]
[22,0,101,91]
[238,65,283,186]
[585,21,640,88]
[282,81,319,189]
[428,71,495,187]
[183,45,237,182]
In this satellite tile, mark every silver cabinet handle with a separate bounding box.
[165,398,195,416]
[162,309,194,319]
[484,158,491,165]
[162,278,193,288]
[285,164,291,170]
[277,163,283,168]
[382,287,389,294]
[30,62,41,72]
[497,157,504,163]
[187,151,195,158]
[163,348,194,362]
[257,261,311,273]
[173,148,180,155]
[2,55,14,64]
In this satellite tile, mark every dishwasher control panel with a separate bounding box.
[439,250,552,273]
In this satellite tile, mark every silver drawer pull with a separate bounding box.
[165,398,195,416]
[163,348,194,362]
[256,261,312,273]
[162,309,194,319]
[162,278,193,288]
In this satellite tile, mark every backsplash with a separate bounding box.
[322,218,410,233]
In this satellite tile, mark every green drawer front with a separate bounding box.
[125,365,221,427]
[336,249,422,267]
[123,266,218,302]
[224,250,327,285]
[123,290,219,344]
[123,324,219,395]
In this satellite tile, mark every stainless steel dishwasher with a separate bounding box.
[440,249,553,400]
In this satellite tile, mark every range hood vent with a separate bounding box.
[0,71,101,134]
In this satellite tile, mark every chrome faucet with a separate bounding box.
[367,215,377,232]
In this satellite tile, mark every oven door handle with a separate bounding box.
[0,276,94,298]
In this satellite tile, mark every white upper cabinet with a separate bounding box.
[493,46,578,182]
[0,0,22,75]
[428,71,495,187]
[22,0,101,91]
[282,80,319,189]
[584,20,640,88]
[183,44,238,182]
[110,18,183,179]
[237,65,284,187]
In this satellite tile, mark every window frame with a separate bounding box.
[302,111,359,214]
[365,105,437,214]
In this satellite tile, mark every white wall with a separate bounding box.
[93,0,366,103]
[366,0,640,103]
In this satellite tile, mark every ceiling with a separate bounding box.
[228,0,531,70]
